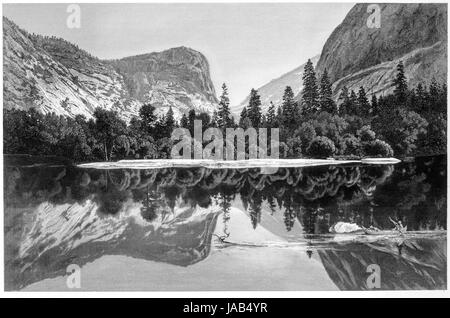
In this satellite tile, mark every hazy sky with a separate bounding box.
[3,3,354,105]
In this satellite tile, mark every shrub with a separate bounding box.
[295,123,316,154]
[286,136,302,158]
[342,134,362,156]
[306,136,336,158]
[357,125,376,142]
[363,139,394,157]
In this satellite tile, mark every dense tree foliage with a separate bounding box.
[257,60,446,158]
[3,61,446,161]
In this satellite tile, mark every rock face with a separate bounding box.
[318,237,447,290]
[110,47,218,119]
[315,3,447,98]
[234,56,319,115]
[2,17,218,121]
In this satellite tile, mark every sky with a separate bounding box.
[3,3,355,105]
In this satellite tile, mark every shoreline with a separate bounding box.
[77,157,401,170]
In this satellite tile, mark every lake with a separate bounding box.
[3,155,447,291]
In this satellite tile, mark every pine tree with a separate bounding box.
[414,83,427,113]
[301,59,319,115]
[266,102,276,127]
[348,90,358,116]
[165,106,175,130]
[281,86,296,122]
[247,88,262,127]
[180,112,189,128]
[276,105,283,127]
[319,69,336,113]
[338,86,350,115]
[211,110,219,127]
[429,79,440,104]
[371,94,378,116]
[139,103,157,134]
[239,106,249,127]
[357,86,371,117]
[188,109,196,135]
[393,61,408,104]
[261,114,267,127]
[217,83,231,128]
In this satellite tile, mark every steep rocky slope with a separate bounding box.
[234,56,319,114]
[110,47,218,119]
[3,17,218,121]
[315,3,447,98]
[319,237,447,290]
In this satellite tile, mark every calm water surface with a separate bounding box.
[4,156,447,290]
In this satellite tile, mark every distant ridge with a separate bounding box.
[3,17,218,121]
[233,55,319,115]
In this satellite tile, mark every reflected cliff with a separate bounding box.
[4,155,447,290]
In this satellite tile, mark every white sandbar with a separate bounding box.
[77,158,401,170]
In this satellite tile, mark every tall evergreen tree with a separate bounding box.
[217,83,231,128]
[338,86,350,115]
[348,90,359,116]
[280,86,300,130]
[239,106,249,127]
[180,112,189,128]
[429,79,440,107]
[138,103,157,134]
[266,102,277,127]
[319,69,336,113]
[188,109,196,135]
[301,59,319,115]
[276,105,283,127]
[414,83,427,113]
[211,110,219,127]
[357,86,371,117]
[393,61,408,104]
[164,106,176,137]
[247,88,262,127]
[371,94,378,116]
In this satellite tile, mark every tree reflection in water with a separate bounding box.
[3,155,446,290]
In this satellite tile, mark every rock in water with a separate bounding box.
[329,222,363,234]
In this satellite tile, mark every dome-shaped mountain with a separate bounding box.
[315,3,447,98]
[110,46,218,119]
[2,17,218,121]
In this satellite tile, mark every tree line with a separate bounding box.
[237,60,446,158]
[3,60,446,162]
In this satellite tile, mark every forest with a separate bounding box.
[3,60,447,162]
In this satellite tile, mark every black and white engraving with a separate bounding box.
[2,2,447,292]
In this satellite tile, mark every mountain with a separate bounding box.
[2,17,218,121]
[233,56,319,115]
[315,3,447,98]
[110,47,218,119]
[318,237,447,290]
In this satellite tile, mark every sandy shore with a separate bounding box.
[77,157,401,169]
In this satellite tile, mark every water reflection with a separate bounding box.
[4,156,447,290]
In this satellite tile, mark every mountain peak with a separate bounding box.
[3,18,218,121]
[316,3,447,97]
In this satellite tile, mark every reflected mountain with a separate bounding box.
[4,155,447,290]
[318,236,446,290]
